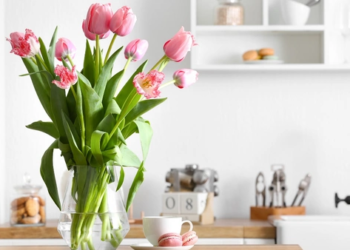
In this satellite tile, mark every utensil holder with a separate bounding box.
[250,206,306,220]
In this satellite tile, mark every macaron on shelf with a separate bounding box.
[242,48,284,64]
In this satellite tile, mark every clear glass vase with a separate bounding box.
[58,166,130,250]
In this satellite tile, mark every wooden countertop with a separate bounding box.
[0,246,302,250]
[0,219,275,239]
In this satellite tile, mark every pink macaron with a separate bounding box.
[158,232,182,247]
[182,231,198,246]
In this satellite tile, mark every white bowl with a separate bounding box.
[280,0,310,25]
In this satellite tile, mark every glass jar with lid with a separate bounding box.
[10,173,46,226]
[215,0,244,25]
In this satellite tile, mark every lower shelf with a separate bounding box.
[193,64,350,71]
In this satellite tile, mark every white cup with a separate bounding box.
[281,0,310,25]
[143,216,193,246]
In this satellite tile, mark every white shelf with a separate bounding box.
[191,0,344,71]
[196,25,325,34]
[193,64,350,71]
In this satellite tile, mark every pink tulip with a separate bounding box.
[125,39,148,62]
[110,6,137,36]
[85,3,113,35]
[133,70,165,99]
[55,38,76,61]
[82,20,111,40]
[6,29,40,58]
[173,69,198,89]
[52,65,78,89]
[163,27,197,62]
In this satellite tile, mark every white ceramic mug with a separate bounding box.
[143,216,193,246]
[281,0,310,25]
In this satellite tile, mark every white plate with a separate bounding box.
[244,60,284,64]
[130,243,194,250]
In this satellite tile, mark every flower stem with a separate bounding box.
[95,35,100,83]
[149,55,168,72]
[36,55,50,72]
[30,57,37,65]
[160,79,176,89]
[108,92,139,145]
[158,57,170,72]
[104,34,117,65]
[114,58,132,96]
[67,54,75,67]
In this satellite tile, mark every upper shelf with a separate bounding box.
[196,25,326,35]
[193,64,350,71]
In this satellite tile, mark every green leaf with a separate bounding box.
[40,140,61,210]
[83,40,95,87]
[118,145,141,167]
[94,47,123,98]
[122,122,138,140]
[39,37,54,75]
[91,130,109,166]
[79,76,104,146]
[102,69,124,108]
[125,98,167,126]
[66,85,77,122]
[116,60,148,107]
[62,113,86,166]
[97,114,115,133]
[48,26,58,73]
[134,120,153,160]
[22,58,53,120]
[104,99,121,117]
[116,167,125,191]
[50,84,69,140]
[126,162,145,211]
[35,54,52,96]
[117,128,126,145]
[102,145,140,168]
[26,121,59,138]
[58,139,74,168]
[19,70,52,78]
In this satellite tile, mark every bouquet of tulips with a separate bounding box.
[7,3,198,250]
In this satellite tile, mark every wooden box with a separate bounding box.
[250,206,306,220]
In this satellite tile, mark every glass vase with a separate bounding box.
[58,165,130,250]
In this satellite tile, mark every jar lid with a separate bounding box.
[14,173,42,194]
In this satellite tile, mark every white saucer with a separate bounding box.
[244,60,284,64]
[130,243,194,250]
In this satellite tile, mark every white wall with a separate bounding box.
[0,0,6,224]
[3,0,350,223]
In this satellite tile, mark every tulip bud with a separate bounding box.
[6,29,40,58]
[110,6,137,36]
[85,3,113,35]
[55,38,76,62]
[173,69,198,89]
[124,39,148,62]
[163,27,197,62]
[82,20,111,41]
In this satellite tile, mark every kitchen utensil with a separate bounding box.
[291,174,311,206]
[268,184,275,207]
[270,165,286,207]
[255,172,266,207]
[335,193,350,208]
[280,0,310,25]
[281,186,287,207]
[305,0,321,7]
